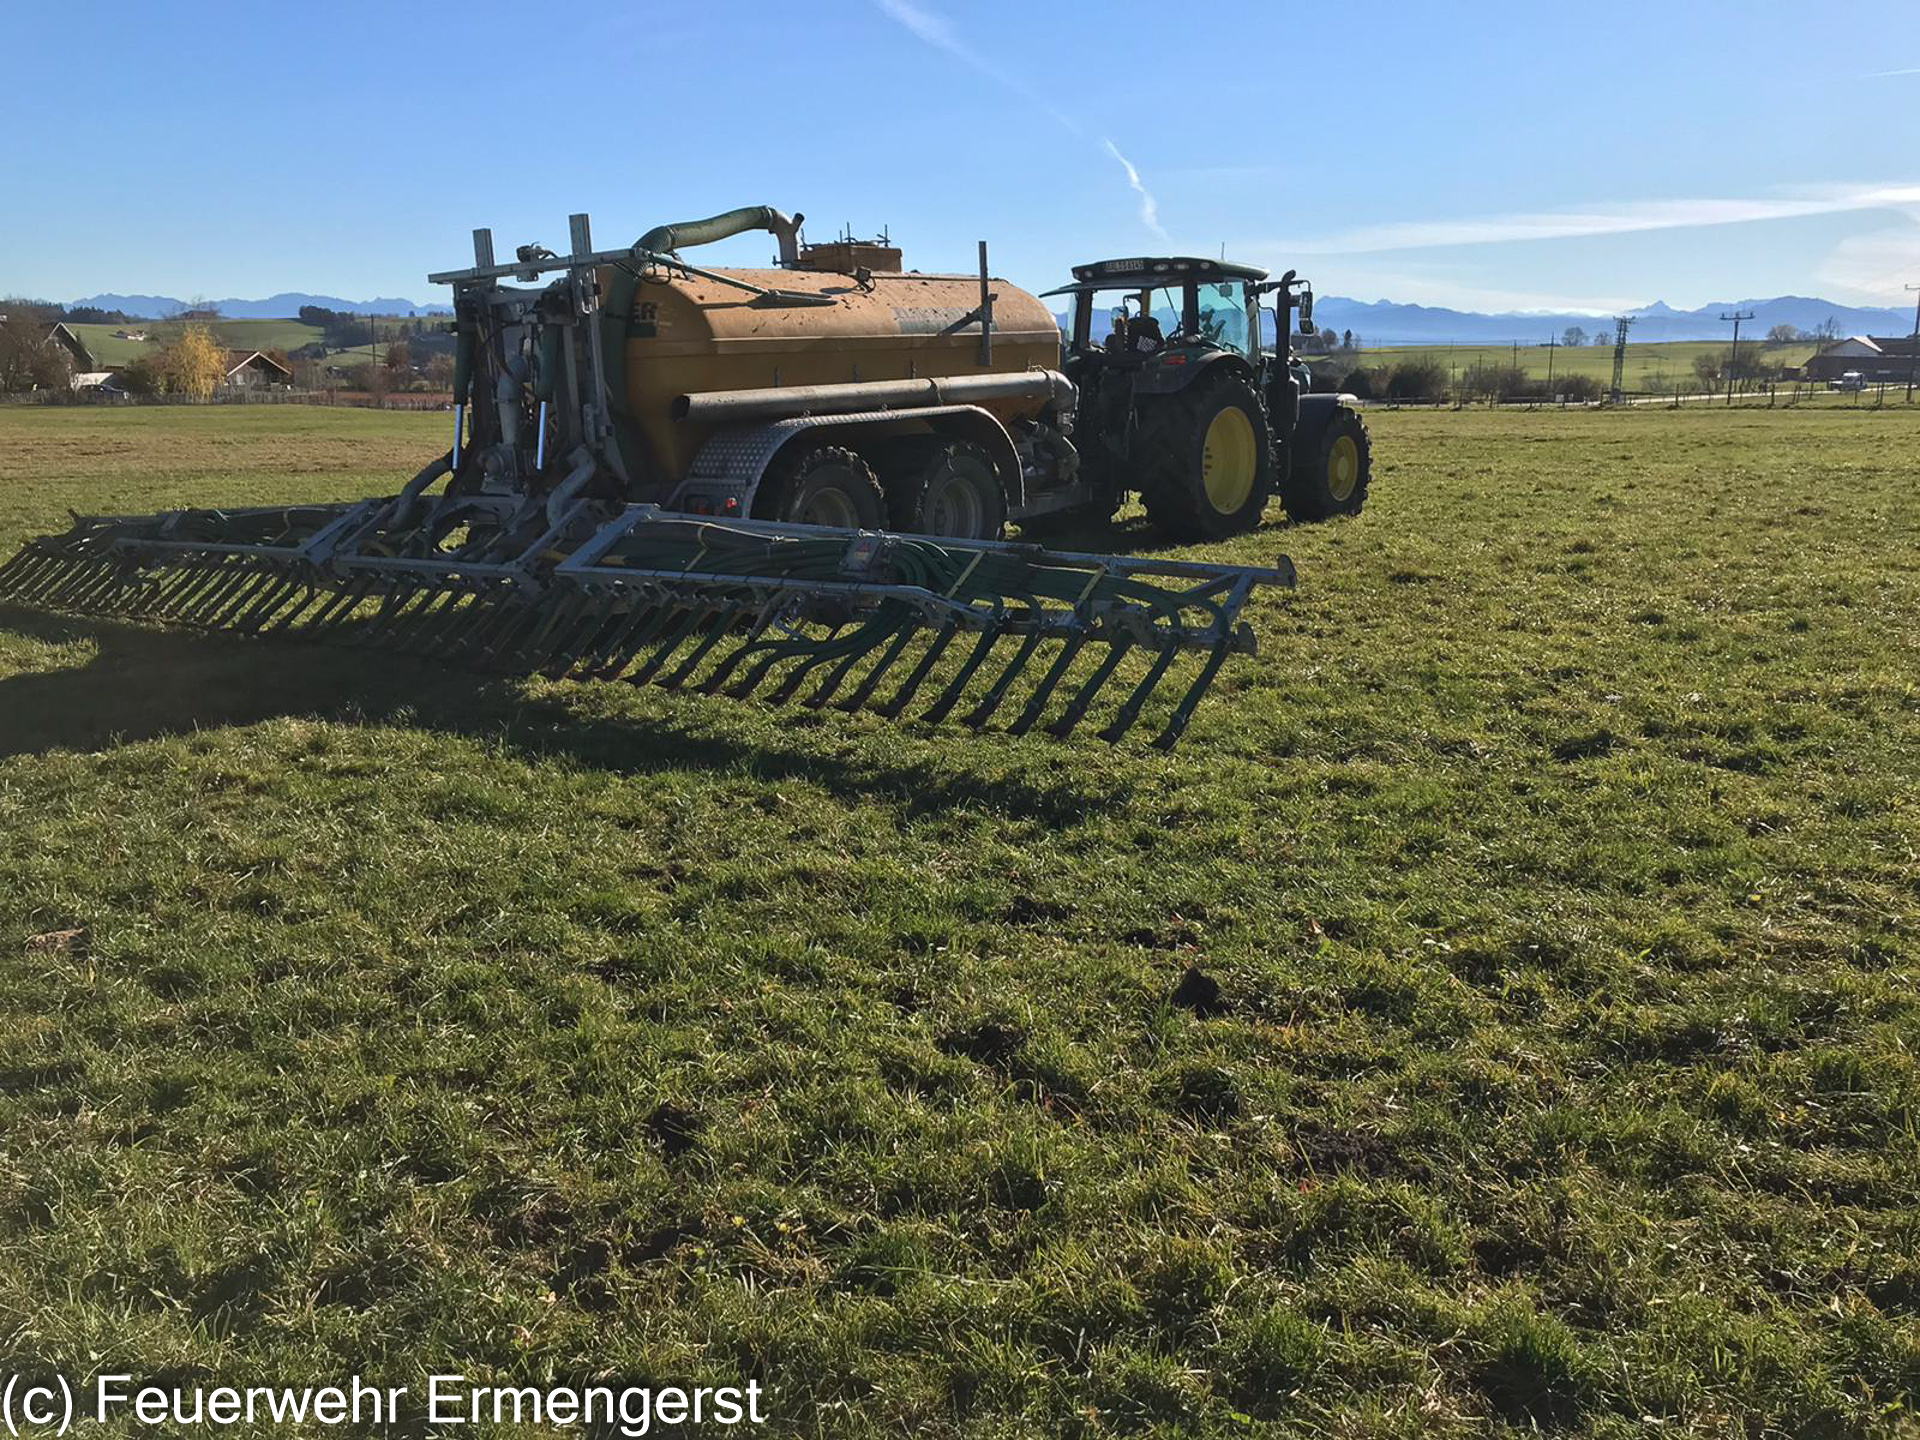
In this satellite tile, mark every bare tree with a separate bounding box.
[1562,325,1587,348]
[0,316,74,392]
[1691,349,1726,393]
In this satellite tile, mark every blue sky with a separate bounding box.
[6,0,1917,315]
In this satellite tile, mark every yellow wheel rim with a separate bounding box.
[1328,434,1360,502]
[1201,406,1257,513]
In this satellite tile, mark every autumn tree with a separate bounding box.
[155,324,227,401]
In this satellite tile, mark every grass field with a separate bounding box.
[1333,340,1820,394]
[64,320,331,368]
[1,405,1917,1437]
[64,319,429,369]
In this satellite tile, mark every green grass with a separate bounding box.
[1336,339,1819,394]
[1,404,1917,1436]
[63,318,430,369]
[65,319,328,368]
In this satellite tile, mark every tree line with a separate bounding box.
[1304,342,1811,404]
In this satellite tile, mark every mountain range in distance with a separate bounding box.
[1057,294,1912,346]
[1303,294,1914,346]
[70,293,453,319]
[71,289,1912,344]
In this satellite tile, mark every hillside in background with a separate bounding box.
[62,287,1911,340]
[69,292,451,320]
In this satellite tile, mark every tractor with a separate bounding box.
[1046,256,1371,540]
[0,209,1314,749]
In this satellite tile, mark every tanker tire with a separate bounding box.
[1281,405,1371,522]
[882,438,1006,540]
[1136,370,1275,543]
[757,445,886,530]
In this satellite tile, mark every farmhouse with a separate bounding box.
[46,322,97,372]
[1804,335,1920,384]
[222,349,294,390]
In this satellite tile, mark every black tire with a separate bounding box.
[754,444,886,529]
[1281,405,1371,521]
[1135,369,1275,542]
[880,437,1007,540]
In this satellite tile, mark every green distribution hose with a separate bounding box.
[0,498,1286,748]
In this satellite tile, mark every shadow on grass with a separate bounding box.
[0,605,1124,825]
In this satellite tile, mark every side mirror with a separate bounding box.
[1297,289,1314,328]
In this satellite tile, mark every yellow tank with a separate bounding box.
[608,258,1063,488]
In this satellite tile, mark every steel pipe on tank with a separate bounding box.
[673,370,1073,424]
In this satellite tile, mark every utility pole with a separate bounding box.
[1544,336,1557,399]
[1720,309,1754,407]
[1609,316,1635,404]
[1906,283,1919,403]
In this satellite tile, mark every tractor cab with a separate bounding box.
[1049,257,1268,375]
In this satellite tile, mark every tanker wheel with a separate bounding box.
[757,444,886,529]
[1137,369,1275,542]
[883,438,1007,540]
[1280,405,1371,522]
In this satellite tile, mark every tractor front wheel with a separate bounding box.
[1137,371,1275,542]
[1282,405,1371,521]
[757,445,886,530]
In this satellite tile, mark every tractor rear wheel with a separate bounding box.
[1281,405,1371,521]
[757,445,886,530]
[881,437,1006,540]
[1137,370,1274,542]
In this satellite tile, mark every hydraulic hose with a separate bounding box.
[637,207,802,265]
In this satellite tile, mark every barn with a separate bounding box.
[1803,336,1920,384]
[222,350,294,390]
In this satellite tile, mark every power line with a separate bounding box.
[1720,309,1754,407]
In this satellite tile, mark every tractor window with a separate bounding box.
[1198,281,1250,356]
[1145,288,1181,341]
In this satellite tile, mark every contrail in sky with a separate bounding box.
[874,0,1169,242]
[1104,140,1170,242]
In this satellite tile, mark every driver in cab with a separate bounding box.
[1104,302,1163,357]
